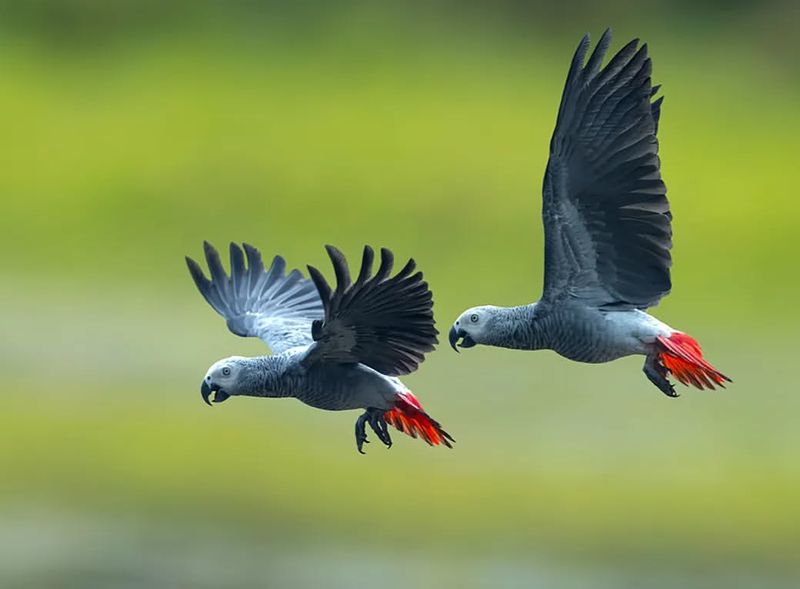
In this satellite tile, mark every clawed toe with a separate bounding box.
[369,411,392,448]
[644,354,679,398]
[354,408,392,453]
[355,412,370,454]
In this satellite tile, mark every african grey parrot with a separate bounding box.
[448,30,730,396]
[187,242,454,452]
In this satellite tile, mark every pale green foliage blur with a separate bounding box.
[1,2,799,587]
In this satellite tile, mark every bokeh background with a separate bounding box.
[2,1,799,587]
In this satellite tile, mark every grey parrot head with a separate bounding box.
[449,306,501,352]
[200,356,250,405]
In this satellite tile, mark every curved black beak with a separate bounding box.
[449,326,476,352]
[449,326,461,352]
[201,380,215,405]
[200,380,230,406]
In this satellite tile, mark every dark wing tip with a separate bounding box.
[203,240,223,266]
[268,254,287,275]
[229,242,246,271]
[651,95,664,133]
[391,257,418,282]
[325,245,351,291]
[229,241,244,256]
[324,244,343,258]
[355,246,375,285]
[583,28,613,78]
[307,264,332,304]
[376,248,394,281]
[571,33,591,70]
[185,256,206,283]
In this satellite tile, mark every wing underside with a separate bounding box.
[186,242,323,353]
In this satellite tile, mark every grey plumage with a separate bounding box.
[188,242,452,451]
[186,242,323,353]
[450,29,730,397]
[305,245,437,376]
[543,28,671,310]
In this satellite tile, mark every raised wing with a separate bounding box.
[303,245,437,376]
[186,242,323,354]
[541,29,671,310]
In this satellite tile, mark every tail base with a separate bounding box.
[656,333,731,390]
[384,392,454,448]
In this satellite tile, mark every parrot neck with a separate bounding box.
[484,303,549,351]
[241,356,294,399]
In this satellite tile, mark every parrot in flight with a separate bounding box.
[448,29,730,396]
[187,242,454,452]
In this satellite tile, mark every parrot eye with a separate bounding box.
[222,367,231,376]
[470,313,479,323]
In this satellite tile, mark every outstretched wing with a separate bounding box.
[541,29,671,310]
[303,245,438,376]
[186,242,323,354]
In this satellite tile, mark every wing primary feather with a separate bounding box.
[229,242,247,301]
[651,96,664,133]
[186,256,216,305]
[187,241,323,353]
[341,245,375,308]
[304,245,437,375]
[307,265,332,311]
[354,245,374,287]
[242,243,265,304]
[586,46,650,134]
[541,33,671,309]
[551,33,591,147]
[325,245,352,294]
[582,27,612,79]
[388,258,417,283]
[258,255,287,298]
[203,241,233,309]
[596,38,639,86]
[375,248,394,282]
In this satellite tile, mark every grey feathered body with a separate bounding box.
[189,242,454,452]
[241,349,401,411]
[451,31,683,378]
[484,304,672,364]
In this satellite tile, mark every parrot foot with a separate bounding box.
[643,354,678,398]
[355,408,393,454]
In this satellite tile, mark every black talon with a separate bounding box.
[355,408,392,453]
[367,408,393,449]
[644,354,679,398]
[378,419,392,448]
[355,412,370,454]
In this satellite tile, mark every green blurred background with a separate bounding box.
[2,1,799,587]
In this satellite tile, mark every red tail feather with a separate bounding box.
[657,332,731,390]
[384,391,454,448]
